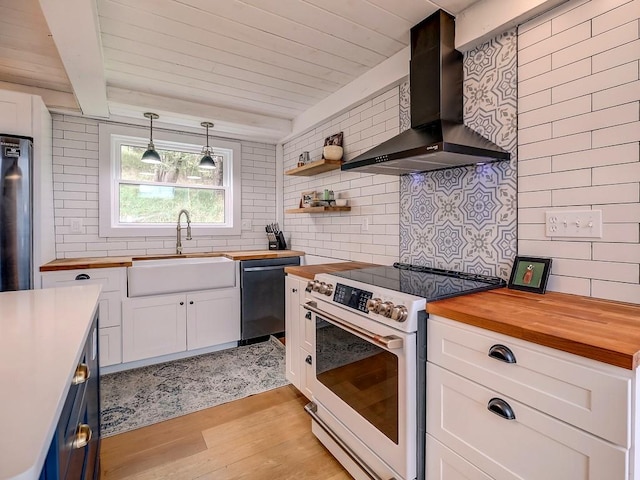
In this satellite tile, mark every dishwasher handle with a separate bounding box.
[242,265,285,273]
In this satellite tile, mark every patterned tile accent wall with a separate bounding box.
[400,29,518,279]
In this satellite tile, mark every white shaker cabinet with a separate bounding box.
[426,315,634,479]
[41,267,126,367]
[122,288,240,363]
[285,274,314,400]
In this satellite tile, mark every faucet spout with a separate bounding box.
[176,209,192,254]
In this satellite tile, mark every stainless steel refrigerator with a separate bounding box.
[0,135,32,291]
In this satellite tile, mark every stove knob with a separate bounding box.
[318,282,328,294]
[324,284,334,296]
[366,298,382,313]
[305,281,314,292]
[391,305,408,322]
[379,301,394,317]
[312,281,322,292]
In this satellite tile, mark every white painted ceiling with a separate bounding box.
[0,0,481,140]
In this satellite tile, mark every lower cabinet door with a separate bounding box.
[427,363,628,480]
[300,347,313,400]
[98,326,121,367]
[427,435,492,480]
[285,276,300,388]
[122,294,187,362]
[186,288,240,350]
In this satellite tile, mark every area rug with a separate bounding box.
[100,337,289,437]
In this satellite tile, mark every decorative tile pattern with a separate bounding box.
[399,29,518,279]
[100,337,288,436]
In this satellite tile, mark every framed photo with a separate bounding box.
[324,132,343,147]
[508,256,552,294]
[300,190,316,208]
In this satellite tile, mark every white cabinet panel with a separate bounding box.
[99,326,122,367]
[98,291,122,328]
[300,304,313,351]
[426,435,492,480]
[427,363,628,480]
[285,276,301,388]
[41,267,126,293]
[300,347,313,401]
[186,289,240,351]
[428,315,631,447]
[122,294,187,362]
[0,90,32,136]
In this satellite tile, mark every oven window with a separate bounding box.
[316,317,399,444]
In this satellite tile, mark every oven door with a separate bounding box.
[304,300,416,480]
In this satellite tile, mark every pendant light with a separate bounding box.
[141,112,161,164]
[198,122,216,170]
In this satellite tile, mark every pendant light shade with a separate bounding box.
[141,112,161,164]
[199,122,216,170]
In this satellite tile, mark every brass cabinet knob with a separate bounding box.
[72,424,92,449]
[72,363,90,385]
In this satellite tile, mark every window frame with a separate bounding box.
[99,123,241,237]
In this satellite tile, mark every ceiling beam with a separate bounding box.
[38,0,109,118]
[107,87,292,143]
[455,0,569,51]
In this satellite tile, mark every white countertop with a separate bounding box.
[0,285,101,480]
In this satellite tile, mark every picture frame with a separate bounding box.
[324,132,343,147]
[300,190,316,208]
[508,256,552,294]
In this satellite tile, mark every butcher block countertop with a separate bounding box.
[285,261,377,280]
[40,250,305,272]
[428,287,640,370]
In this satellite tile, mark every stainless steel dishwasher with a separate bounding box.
[239,256,300,344]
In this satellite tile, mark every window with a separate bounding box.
[99,123,241,237]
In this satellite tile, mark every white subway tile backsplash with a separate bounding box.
[519,131,591,160]
[519,239,592,259]
[519,169,591,192]
[518,21,552,49]
[592,162,640,185]
[518,55,552,81]
[552,142,639,171]
[553,102,639,137]
[519,123,552,145]
[553,0,634,33]
[546,274,592,296]
[593,0,640,35]
[520,21,591,65]
[552,20,638,69]
[519,95,591,129]
[593,243,640,262]
[552,183,639,206]
[519,57,591,98]
[519,90,552,113]
[596,202,640,222]
[592,279,640,303]
[518,157,552,176]
[593,39,640,73]
[553,258,639,282]
[592,121,640,147]
[552,61,638,103]
[593,79,640,110]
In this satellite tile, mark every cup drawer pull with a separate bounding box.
[75,273,90,281]
[487,398,516,420]
[72,363,90,385]
[72,424,92,449]
[488,344,516,364]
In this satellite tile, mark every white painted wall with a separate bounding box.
[517,0,640,303]
[51,113,276,258]
[283,87,401,265]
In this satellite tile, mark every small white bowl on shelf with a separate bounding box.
[323,145,343,161]
[335,198,348,207]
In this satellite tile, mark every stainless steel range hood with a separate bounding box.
[341,10,509,175]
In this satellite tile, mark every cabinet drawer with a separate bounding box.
[427,364,627,480]
[428,315,631,447]
[42,267,125,293]
[426,435,492,480]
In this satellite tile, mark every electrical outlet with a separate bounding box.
[362,217,370,231]
[545,210,602,238]
[70,218,83,234]
[241,219,252,230]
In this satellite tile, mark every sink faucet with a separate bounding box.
[176,209,192,254]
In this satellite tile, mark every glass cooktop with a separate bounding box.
[331,262,505,302]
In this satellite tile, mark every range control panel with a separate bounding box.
[333,283,373,313]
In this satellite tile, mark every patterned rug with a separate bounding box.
[100,337,289,437]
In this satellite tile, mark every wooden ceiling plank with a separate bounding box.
[0,0,44,16]
[106,70,307,117]
[364,0,441,22]
[0,45,73,71]
[302,0,416,41]
[171,0,386,67]
[99,0,366,76]
[103,49,323,105]
[0,22,62,55]
[99,17,354,85]
[0,73,74,95]
[101,33,342,93]
[102,44,330,100]
[0,80,79,111]
[106,58,315,110]
[38,0,109,117]
[239,0,406,56]
[0,58,71,84]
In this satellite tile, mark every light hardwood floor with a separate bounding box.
[100,385,352,480]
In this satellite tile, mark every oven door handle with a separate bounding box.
[305,402,396,480]
[304,301,403,350]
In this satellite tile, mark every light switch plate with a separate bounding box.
[545,210,602,238]
[70,218,83,234]
[241,219,252,230]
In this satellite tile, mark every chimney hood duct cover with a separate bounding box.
[341,10,509,175]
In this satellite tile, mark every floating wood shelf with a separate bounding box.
[285,158,343,176]
[285,206,351,214]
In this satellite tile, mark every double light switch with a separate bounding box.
[545,210,603,238]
